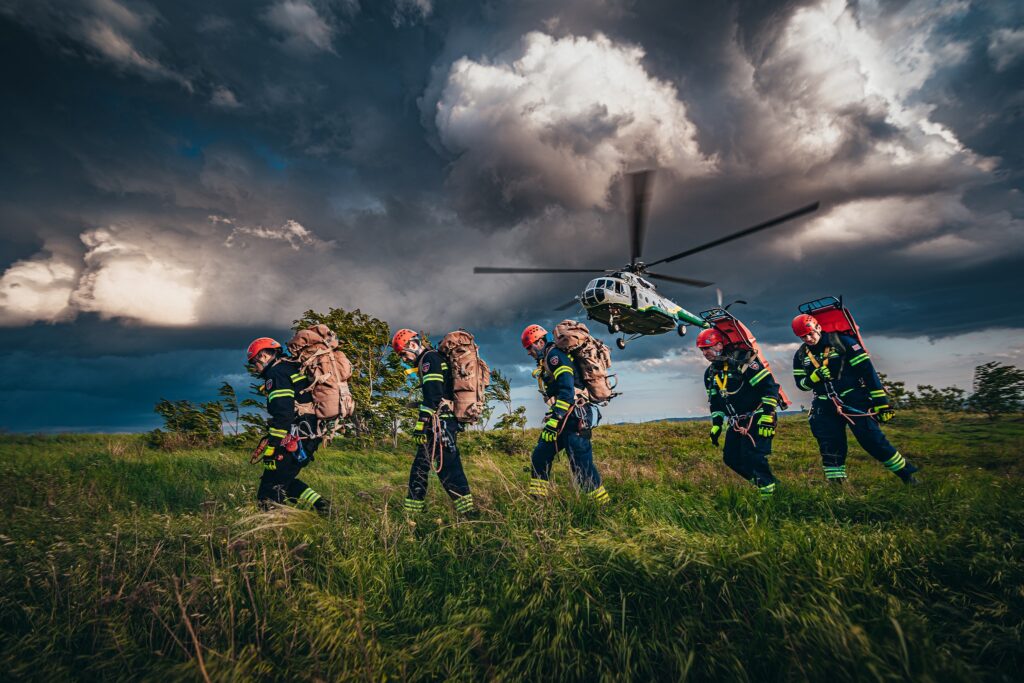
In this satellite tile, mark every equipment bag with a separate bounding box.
[286,324,355,421]
[552,319,616,403]
[437,329,490,424]
[699,308,790,409]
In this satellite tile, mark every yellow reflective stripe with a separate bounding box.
[268,389,295,400]
[552,365,573,379]
[762,397,778,406]
[849,353,870,366]
[268,427,288,437]
[553,399,571,410]
[793,369,807,376]
[422,374,444,382]
[298,488,321,505]
[440,363,449,370]
[749,368,771,385]
[418,405,436,414]
[289,373,306,382]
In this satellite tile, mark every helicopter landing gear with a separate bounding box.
[677,323,687,337]
[608,322,621,334]
[616,333,642,350]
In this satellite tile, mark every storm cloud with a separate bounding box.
[0,0,1021,430]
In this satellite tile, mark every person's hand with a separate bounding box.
[809,365,832,383]
[873,400,895,422]
[757,412,777,438]
[412,421,428,445]
[541,416,559,442]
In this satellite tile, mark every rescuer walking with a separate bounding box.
[391,329,476,516]
[246,337,331,514]
[521,324,610,505]
[698,327,781,498]
[791,314,919,484]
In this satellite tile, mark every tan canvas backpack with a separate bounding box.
[552,319,617,403]
[286,324,355,424]
[437,330,490,424]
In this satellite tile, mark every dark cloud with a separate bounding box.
[0,0,1020,430]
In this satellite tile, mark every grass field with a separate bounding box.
[1,411,1022,682]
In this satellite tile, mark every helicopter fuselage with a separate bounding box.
[580,272,706,335]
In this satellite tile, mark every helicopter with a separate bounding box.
[475,171,820,349]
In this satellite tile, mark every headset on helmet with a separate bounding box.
[391,328,419,354]
[247,337,281,363]
[696,328,726,349]
[521,324,547,349]
[791,313,820,338]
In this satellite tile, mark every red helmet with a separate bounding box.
[791,313,820,337]
[246,337,281,362]
[696,328,726,349]
[391,328,418,354]
[521,324,547,349]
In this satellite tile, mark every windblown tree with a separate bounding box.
[968,362,1024,419]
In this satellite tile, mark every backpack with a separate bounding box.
[436,330,490,424]
[286,324,355,422]
[552,319,616,403]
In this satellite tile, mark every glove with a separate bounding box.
[541,415,560,442]
[710,415,723,446]
[757,411,777,438]
[412,420,428,445]
[873,401,895,422]
[710,424,721,446]
[809,365,832,383]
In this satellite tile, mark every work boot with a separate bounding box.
[313,497,333,517]
[896,463,920,486]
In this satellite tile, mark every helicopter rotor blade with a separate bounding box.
[629,170,653,265]
[474,266,607,274]
[646,201,820,267]
[646,271,714,288]
[554,297,581,311]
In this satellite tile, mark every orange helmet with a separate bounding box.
[696,328,726,349]
[247,337,281,362]
[521,324,547,349]
[391,328,419,354]
[791,313,820,337]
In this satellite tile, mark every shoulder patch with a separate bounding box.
[749,360,761,370]
[421,361,430,373]
[549,355,559,366]
[264,379,273,390]
[851,343,862,351]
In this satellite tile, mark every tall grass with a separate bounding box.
[0,413,1022,681]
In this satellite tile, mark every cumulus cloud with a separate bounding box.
[0,253,77,325]
[263,0,335,54]
[988,28,1024,72]
[738,0,977,176]
[432,31,715,220]
[70,227,201,326]
[0,226,205,327]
